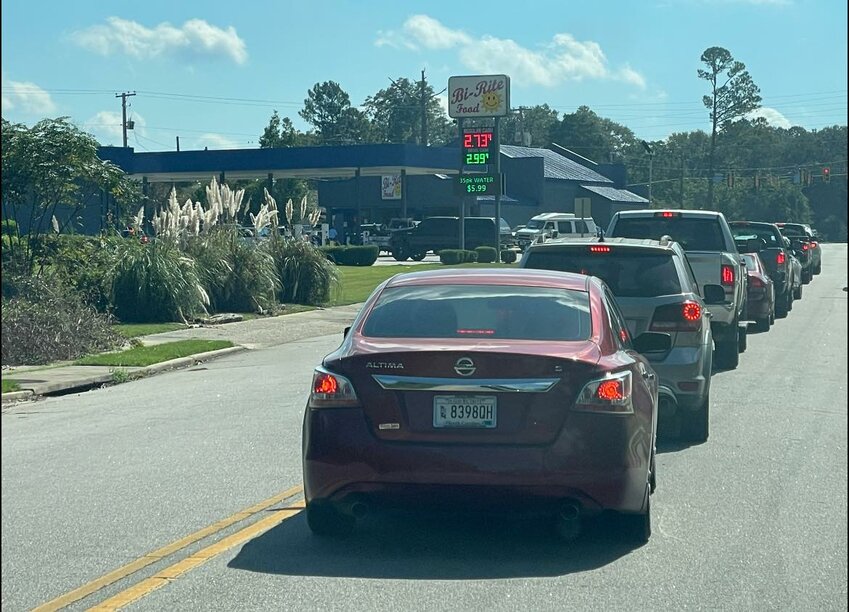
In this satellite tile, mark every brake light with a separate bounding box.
[650,301,702,332]
[589,245,611,253]
[802,243,809,251]
[776,252,786,265]
[721,265,734,286]
[655,211,676,218]
[309,366,359,408]
[810,241,818,248]
[575,371,633,414]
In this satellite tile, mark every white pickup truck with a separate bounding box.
[606,209,748,370]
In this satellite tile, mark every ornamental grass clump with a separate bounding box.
[264,236,339,305]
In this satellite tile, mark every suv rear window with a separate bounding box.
[611,217,725,251]
[362,285,591,341]
[524,250,682,297]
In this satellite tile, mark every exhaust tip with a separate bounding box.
[350,501,369,519]
[559,501,580,521]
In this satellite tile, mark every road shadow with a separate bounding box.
[228,508,641,580]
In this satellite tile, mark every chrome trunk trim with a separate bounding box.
[372,375,560,393]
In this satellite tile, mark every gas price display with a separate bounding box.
[462,128,495,167]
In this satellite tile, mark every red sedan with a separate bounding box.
[302,268,668,543]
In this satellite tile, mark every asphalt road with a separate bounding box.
[2,244,846,612]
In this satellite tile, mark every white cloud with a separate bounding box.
[746,106,792,128]
[1,80,57,114]
[376,16,645,89]
[195,133,242,150]
[84,110,146,146]
[71,17,248,65]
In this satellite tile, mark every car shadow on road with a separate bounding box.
[228,508,641,579]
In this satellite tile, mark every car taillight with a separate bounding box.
[309,366,359,408]
[810,241,818,248]
[776,251,786,265]
[721,264,734,286]
[589,245,611,253]
[650,301,702,332]
[802,243,809,251]
[655,211,677,218]
[575,371,633,414]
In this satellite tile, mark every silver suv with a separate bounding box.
[519,236,726,442]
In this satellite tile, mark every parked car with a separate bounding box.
[515,213,599,250]
[520,236,723,441]
[606,209,748,370]
[357,223,391,253]
[729,221,795,318]
[741,253,775,332]
[389,216,514,261]
[387,217,418,231]
[775,222,820,279]
[302,268,667,543]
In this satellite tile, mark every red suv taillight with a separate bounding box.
[721,264,735,286]
[776,251,786,265]
[574,371,633,414]
[650,301,703,332]
[810,241,818,249]
[309,366,359,408]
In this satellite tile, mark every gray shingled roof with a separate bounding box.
[500,145,613,183]
[581,185,649,203]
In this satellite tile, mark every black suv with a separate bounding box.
[729,221,796,318]
[389,216,513,261]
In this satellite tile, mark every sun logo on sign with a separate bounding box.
[481,91,501,113]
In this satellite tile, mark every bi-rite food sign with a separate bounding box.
[447,75,511,118]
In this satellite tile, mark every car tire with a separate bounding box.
[737,323,748,353]
[775,293,789,318]
[649,448,657,494]
[802,269,812,284]
[787,290,794,311]
[682,393,710,443]
[410,252,427,261]
[814,263,822,275]
[622,491,651,544]
[754,316,770,332]
[391,246,409,261]
[794,282,803,300]
[714,325,739,370]
[306,501,355,538]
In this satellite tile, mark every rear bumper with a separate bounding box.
[746,296,772,318]
[302,408,651,514]
[647,345,710,411]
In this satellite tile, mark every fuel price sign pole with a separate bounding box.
[448,74,510,257]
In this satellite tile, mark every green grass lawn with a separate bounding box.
[331,262,516,305]
[113,322,187,338]
[2,378,20,393]
[75,340,234,367]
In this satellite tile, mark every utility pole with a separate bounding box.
[420,69,428,146]
[176,136,180,152]
[515,106,529,145]
[115,91,136,148]
[679,155,685,209]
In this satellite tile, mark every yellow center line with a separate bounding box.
[87,503,304,611]
[31,484,303,612]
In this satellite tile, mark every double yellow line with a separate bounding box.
[33,485,305,612]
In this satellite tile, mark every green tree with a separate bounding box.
[1,117,140,273]
[299,81,371,145]
[698,46,762,209]
[363,76,451,145]
[259,111,313,148]
[549,106,637,162]
[501,104,559,147]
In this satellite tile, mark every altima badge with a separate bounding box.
[454,357,476,376]
[378,423,400,430]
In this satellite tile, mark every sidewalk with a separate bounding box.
[1,303,364,403]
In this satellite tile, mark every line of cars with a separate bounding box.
[298,209,822,546]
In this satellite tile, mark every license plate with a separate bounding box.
[433,395,497,428]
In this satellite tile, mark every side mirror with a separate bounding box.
[343,326,351,338]
[633,332,672,354]
[703,284,726,304]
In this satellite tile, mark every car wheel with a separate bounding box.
[794,282,803,300]
[775,294,789,318]
[306,501,355,538]
[737,323,748,353]
[649,448,657,494]
[621,490,651,544]
[682,393,710,442]
[755,316,770,332]
[714,325,739,370]
[802,269,812,284]
[787,290,794,310]
[814,263,822,275]
[410,252,427,261]
[391,246,409,261]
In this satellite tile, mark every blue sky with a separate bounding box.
[2,0,846,152]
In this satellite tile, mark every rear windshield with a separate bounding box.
[362,285,591,341]
[730,225,780,246]
[611,217,725,251]
[741,254,760,271]
[524,250,682,297]
[777,224,807,237]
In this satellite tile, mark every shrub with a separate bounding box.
[108,239,210,323]
[265,237,339,305]
[501,249,518,264]
[36,234,120,312]
[475,246,497,263]
[463,249,478,263]
[185,228,280,314]
[1,276,123,365]
[439,249,465,265]
[320,245,379,266]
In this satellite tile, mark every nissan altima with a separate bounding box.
[301,268,668,543]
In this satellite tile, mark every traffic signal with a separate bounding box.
[823,167,831,183]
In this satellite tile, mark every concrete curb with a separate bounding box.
[1,345,247,403]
